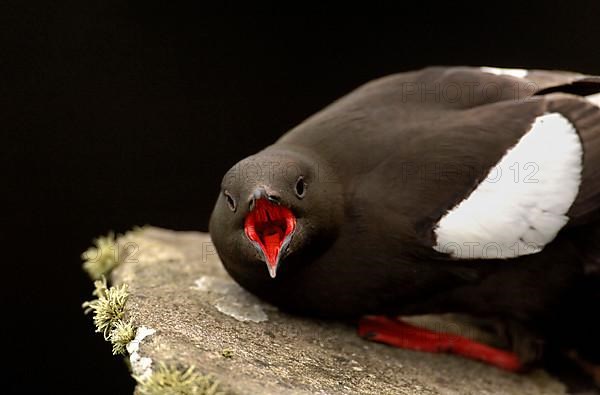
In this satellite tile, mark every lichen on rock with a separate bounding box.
[82,232,120,280]
[83,228,225,394]
[127,326,156,380]
[82,227,571,395]
[192,276,269,323]
[82,277,129,340]
[110,318,136,355]
[134,363,223,395]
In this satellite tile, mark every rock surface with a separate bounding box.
[110,227,569,395]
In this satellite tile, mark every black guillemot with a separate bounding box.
[209,66,600,377]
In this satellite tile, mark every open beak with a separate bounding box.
[244,196,296,278]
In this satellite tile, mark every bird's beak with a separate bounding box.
[244,191,296,278]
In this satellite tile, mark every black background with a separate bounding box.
[4,3,600,394]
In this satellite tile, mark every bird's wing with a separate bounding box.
[396,68,600,260]
[281,66,600,260]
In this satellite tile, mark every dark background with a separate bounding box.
[4,3,600,393]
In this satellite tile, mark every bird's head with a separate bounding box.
[209,146,343,280]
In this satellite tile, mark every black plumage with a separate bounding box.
[209,66,600,367]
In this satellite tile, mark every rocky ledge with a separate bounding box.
[83,227,572,394]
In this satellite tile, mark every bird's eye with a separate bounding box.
[294,176,306,199]
[224,190,236,211]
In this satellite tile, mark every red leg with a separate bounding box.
[358,316,522,372]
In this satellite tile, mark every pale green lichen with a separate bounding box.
[109,318,136,355]
[82,277,129,339]
[82,228,225,393]
[135,363,223,395]
[82,232,119,280]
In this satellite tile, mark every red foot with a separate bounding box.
[358,316,522,372]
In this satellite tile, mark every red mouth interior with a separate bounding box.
[244,199,296,269]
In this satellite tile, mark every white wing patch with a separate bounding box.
[480,66,528,78]
[433,113,583,259]
[587,92,600,108]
